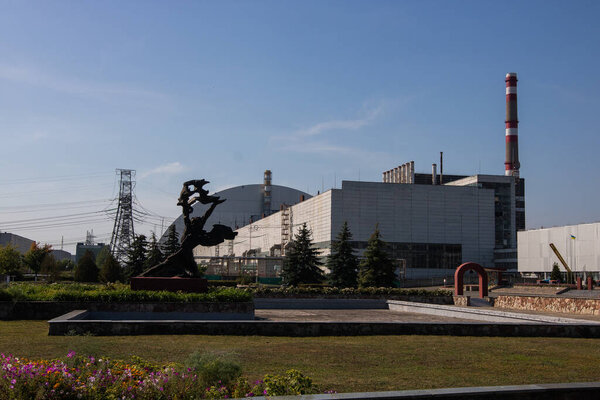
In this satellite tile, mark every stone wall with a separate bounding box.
[453,296,470,306]
[0,301,254,320]
[494,295,600,315]
[49,319,600,338]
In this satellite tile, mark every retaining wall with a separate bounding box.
[494,295,600,315]
[246,382,600,400]
[0,301,254,320]
[48,317,600,337]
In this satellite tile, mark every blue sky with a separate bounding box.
[0,0,599,252]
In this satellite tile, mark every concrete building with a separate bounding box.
[518,223,600,279]
[75,243,106,263]
[0,232,34,254]
[196,180,496,279]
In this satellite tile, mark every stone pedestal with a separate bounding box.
[130,277,208,293]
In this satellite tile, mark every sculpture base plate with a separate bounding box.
[130,277,208,293]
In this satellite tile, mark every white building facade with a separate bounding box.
[518,222,600,279]
[196,180,496,278]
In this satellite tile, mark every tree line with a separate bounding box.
[281,222,397,288]
[0,225,181,283]
[1,222,396,288]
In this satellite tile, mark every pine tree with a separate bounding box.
[74,250,99,282]
[358,225,396,288]
[125,234,148,278]
[162,225,180,258]
[99,252,123,283]
[146,232,164,268]
[327,221,358,288]
[281,223,324,286]
[550,262,562,282]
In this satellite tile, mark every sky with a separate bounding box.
[0,0,599,253]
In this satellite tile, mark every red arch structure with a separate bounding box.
[454,262,488,298]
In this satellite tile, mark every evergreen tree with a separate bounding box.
[146,232,164,268]
[95,245,112,271]
[125,234,148,278]
[550,262,562,282]
[327,221,359,288]
[281,223,324,286]
[358,225,396,288]
[99,252,123,283]
[74,250,99,282]
[23,242,52,280]
[162,225,180,258]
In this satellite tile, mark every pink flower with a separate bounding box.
[67,351,76,359]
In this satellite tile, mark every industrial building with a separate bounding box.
[190,73,526,279]
[518,223,600,280]
[196,179,498,279]
[0,232,34,254]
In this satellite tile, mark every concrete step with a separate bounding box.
[469,297,493,307]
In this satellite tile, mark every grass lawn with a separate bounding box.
[1,321,599,393]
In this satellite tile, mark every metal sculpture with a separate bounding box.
[140,179,237,277]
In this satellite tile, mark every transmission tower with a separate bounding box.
[110,169,136,263]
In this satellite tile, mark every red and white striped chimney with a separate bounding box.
[505,72,520,177]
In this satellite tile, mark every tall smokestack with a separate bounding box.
[262,170,272,216]
[505,73,520,178]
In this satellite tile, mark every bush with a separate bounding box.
[263,369,314,396]
[0,282,252,303]
[185,351,242,387]
[250,286,452,298]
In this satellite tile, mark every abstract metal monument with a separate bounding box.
[140,179,237,277]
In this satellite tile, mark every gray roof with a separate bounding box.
[160,184,310,242]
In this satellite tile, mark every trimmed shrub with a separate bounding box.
[185,351,242,387]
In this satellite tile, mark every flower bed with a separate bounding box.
[0,352,317,399]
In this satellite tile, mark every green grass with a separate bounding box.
[1,321,599,393]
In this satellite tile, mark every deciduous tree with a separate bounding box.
[0,244,23,277]
[23,242,52,280]
[40,253,60,282]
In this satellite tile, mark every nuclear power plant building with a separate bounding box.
[195,173,523,278]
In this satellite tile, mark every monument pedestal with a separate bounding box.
[130,277,208,293]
